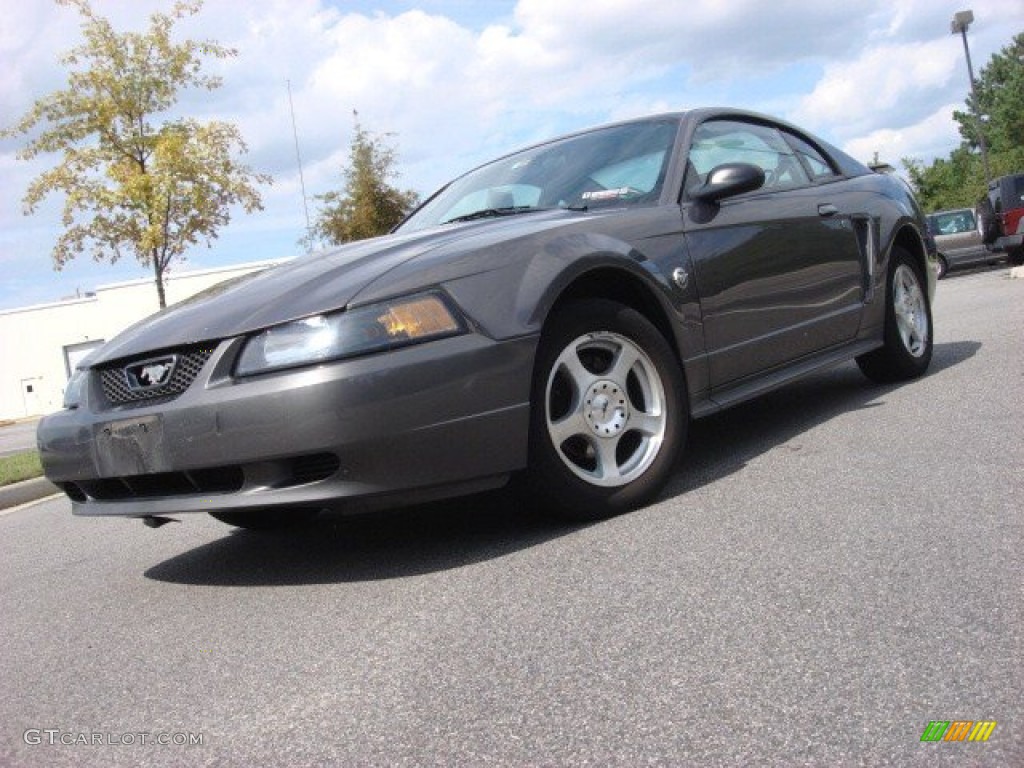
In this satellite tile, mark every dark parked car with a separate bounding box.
[38,108,937,528]
[925,207,1000,278]
[978,172,1024,265]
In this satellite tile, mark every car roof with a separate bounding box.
[472,107,871,180]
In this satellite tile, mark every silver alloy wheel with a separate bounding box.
[893,264,929,357]
[545,331,667,487]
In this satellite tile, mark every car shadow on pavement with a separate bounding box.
[145,341,979,587]
[145,489,587,586]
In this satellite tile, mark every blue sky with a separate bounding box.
[2,0,1022,311]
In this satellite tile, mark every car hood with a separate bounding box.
[89,210,576,365]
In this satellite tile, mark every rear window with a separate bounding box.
[1003,175,1024,208]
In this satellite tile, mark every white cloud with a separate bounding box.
[794,39,960,139]
[3,0,1024,309]
[842,104,962,169]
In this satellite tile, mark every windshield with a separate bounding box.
[398,118,680,232]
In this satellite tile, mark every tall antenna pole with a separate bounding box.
[287,79,313,250]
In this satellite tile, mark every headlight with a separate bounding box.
[63,369,87,410]
[235,292,465,376]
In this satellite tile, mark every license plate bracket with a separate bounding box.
[95,415,166,476]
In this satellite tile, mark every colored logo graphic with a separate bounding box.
[920,721,996,742]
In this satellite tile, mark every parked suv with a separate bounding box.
[978,173,1024,266]
[925,207,998,278]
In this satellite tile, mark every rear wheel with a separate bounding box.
[857,246,933,383]
[1008,247,1024,267]
[935,254,948,279]
[209,508,320,531]
[526,299,685,521]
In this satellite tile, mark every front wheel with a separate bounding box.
[525,299,686,521]
[856,247,933,383]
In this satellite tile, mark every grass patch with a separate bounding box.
[0,451,44,487]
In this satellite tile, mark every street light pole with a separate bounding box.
[951,9,992,185]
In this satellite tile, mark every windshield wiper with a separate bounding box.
[442,206,541,225]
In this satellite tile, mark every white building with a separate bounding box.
[0,260,284,421]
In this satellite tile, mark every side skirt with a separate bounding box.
[689,339,882,419]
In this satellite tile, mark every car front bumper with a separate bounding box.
[38,333,537,518]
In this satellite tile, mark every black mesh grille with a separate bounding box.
[68,466,245,502]
[59,453,339,504]
[99,346,215,407]
[282,453,341,487]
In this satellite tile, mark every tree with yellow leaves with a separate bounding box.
[4,0,270,308]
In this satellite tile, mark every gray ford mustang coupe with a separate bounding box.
[38,108,936,528]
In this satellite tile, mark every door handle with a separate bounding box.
[818,203,839,217]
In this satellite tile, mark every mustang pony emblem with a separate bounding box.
[125,356,177,391]
[140,363,172,386]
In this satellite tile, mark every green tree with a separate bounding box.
[3,0,270,308]
[954,32,1024,170]
[904,31,1024,212]
[310,114,419,246]
[904,149,986,212]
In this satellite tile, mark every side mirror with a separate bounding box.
[692,162,765,203]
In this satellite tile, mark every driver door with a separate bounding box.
[682,119,865,388]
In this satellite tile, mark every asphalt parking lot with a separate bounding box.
[1,266,1021,767]
[0,418,39,457]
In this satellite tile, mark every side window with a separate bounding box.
[783,132,838,181]
[1007,175,1024,206]
[687,119,810,195]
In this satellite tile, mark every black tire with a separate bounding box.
[935,254,948,280]
[1008,247,1024,267]
[525,299,686,521]
[977,197,999,245]
[209,508,320,531]
[856,246,933,383]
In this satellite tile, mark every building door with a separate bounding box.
[21,378,43,417]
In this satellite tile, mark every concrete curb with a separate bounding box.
[0,477,60,511]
